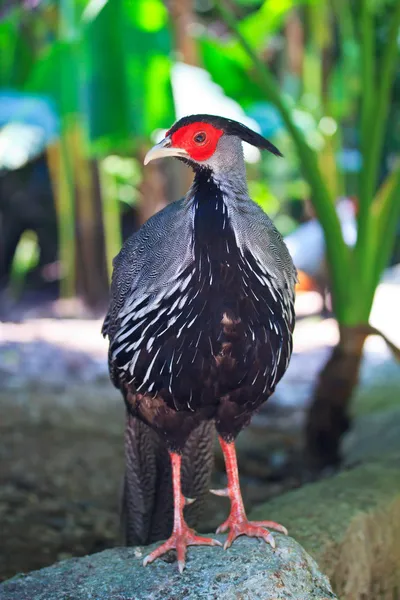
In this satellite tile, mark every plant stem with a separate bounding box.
[59,131,76,298]
[362,2,400,207]
[353,2,374,282]
[334,0,355,44]
[359,1,375,169]
[355,1,400,306]
[372,168,400,291]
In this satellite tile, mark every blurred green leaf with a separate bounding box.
[238,0,309,52]
[0,12,18,86]
[200,37,265,107]
[0,9,35,88]
[25,41,80,116]
[83,0,175,153]
[82,0,130,150]
[248,179,279,213]
[199,0,315,110]
[367,0,399,14]
[22,0,175,154]
[131,0,168,31]
[122,0,175,139]
[10,230,39,298]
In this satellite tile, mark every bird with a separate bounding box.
[102,114,297,573]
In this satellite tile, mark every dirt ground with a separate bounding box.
[1,313,399,582]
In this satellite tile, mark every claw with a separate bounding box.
[211,538,223,547]
[142,555,151,567]
[266,532,276,548]
[184,496,196,506]
[210,487,230,497]
[216,520,229,534]
[223,538,232,551]
[178,560,185,574]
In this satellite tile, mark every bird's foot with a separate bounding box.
[143,524,221,573]
[216,513,288,550]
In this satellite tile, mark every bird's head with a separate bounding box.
[144,114,282,175]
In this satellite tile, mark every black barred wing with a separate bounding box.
[110,264,218,412]
[236,249,295,396]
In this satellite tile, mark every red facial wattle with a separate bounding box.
[169,122,224,162]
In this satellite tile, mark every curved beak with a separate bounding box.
[144,136,189,165]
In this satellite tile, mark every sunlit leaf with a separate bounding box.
[199,38,265,107]
[82,0,174,153]
[132,0,168,31]
[25,41,80,116]
[233,0,317,55]
[199,0,315,109]
[10,230,39,298]
[0,9,34,88]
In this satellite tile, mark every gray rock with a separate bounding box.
[1,535,337,600]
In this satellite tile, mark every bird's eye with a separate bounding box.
[193,132,207,144]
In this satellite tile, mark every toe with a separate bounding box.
[211,539,223,547]
[187,533,222,547]
[143,539,172,567]
[252,521,288,535]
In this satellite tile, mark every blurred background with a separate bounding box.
[0,0,399,585]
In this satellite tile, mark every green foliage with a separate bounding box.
[199,0,314,109]
[102,156,141,207]
[212,0,400,325]
[0,10,36,88]
[3,0,399,315]
[82,0,175,154]
[26,42,81,114]
[3,0,176,297]
[6,0,175,153]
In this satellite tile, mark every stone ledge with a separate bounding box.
[1,534,336,600]
[250,452,400,599]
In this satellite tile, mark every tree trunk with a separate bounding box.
[305,324,369,473]
[167,0,197,196]
[168,0,199,67]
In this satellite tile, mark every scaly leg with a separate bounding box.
[143,452,221,572]
[212,437,288,550]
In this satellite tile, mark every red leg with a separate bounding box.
[212,437,288,550]
[143,452,221,573]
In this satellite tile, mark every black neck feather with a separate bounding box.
[191,170,236,262]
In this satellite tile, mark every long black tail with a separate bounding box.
[122,413,215,545]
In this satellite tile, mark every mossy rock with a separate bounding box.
[250,452,400,600]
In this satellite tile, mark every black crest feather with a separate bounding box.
[167,114,282,157]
